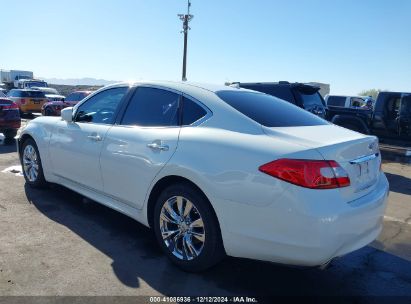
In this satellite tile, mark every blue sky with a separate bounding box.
[1,0,410,94]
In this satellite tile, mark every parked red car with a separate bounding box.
[41,91,92,116]
[0,98,21,141]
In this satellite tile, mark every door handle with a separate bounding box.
[87,134,102,142]
[147,142,169,151]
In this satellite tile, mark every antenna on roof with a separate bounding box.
[178,0,194,82]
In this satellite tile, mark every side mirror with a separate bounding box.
[61,107,74,122]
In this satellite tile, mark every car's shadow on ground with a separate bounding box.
[0,138,17,153]
[385,172,411,196]
[24,184,411,300]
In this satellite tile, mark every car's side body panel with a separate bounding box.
[17,82,390,268]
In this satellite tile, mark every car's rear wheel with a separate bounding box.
[21,138,47,188]
[153,183,225,272]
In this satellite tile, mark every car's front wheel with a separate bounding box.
[21,138,47,188]
[153,183,225,272]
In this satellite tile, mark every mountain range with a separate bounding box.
[40,77,119,86]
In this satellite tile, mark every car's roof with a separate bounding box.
[105,81,247,94]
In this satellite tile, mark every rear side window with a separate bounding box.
[182,97,207,125]
[121,87,180,127]
[216,91,329,127]
[22,91,46,98]
[327,96,346,107]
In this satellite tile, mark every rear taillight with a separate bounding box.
[2,102,19,110]
[259,159,350,189]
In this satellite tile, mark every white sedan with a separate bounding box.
[17,81,389,272]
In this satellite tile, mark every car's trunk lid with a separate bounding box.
[263,125,381,202]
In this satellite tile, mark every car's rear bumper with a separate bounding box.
[215,173,389,266]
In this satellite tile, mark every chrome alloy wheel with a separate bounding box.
[159,196,205,261]
[23,145,39,182]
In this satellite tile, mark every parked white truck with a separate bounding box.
[0,69,35,90]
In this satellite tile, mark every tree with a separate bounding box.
[358,89,382,99]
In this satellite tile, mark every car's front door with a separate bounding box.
[49,87,129,191]
[100,86,182,209]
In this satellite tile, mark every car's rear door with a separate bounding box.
[49,86,129,191]
[100,86,182,209]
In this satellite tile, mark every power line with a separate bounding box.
[178,0,193,81]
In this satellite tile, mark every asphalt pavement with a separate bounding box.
[0,135,410,302]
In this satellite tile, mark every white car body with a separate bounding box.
[18,81,389,267]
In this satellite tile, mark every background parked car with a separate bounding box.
[7,89,48,114]
[325,95,375,110]
[42,90,91,116]
[230,81,328,119]
[16,79,48,90]
[32,87,65,102]
[0,97,21,141]
[327,91,411,142]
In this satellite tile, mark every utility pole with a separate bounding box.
[178,0,193,81]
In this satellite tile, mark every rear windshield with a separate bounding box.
[216,91,329,127]
[299,92,324,107]
[23,91,46,98]
[25,82,47,88]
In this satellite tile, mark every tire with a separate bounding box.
[153,182,225,272]
[21,138,47,188]
[3,129,17,140]
[44,107,53,116]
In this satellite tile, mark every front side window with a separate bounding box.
[75,87,128,124]
[121,87,180,127]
